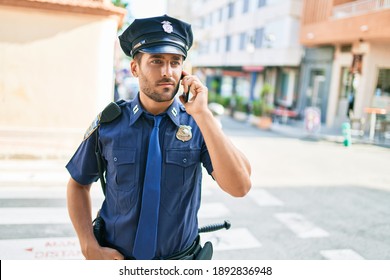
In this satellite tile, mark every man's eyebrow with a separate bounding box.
[148,54,182,61]
[149,54,164,59]
[171,55,182,61]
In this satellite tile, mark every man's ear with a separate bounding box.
[130,60,138,77]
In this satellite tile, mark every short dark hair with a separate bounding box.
[133,52,143,65]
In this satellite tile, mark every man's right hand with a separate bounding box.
[83,243,124,260]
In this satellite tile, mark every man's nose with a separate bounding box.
[162,63,173,77]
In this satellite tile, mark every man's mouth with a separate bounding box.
[157,79,175,87]
[157,83,174,86]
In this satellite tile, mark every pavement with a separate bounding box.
[0,126,83,160]
[0,112,389,160]
[1,111,390,260]
[232,111,390,149]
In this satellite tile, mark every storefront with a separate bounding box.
[327,41,390,138]
[297,47,334,123]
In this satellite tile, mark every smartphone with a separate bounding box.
[181,73,190,103]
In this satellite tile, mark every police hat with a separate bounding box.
[119,15,193,58]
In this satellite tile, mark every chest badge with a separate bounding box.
[176,125,192,142]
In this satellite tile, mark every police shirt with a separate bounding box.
[66,95,213,258]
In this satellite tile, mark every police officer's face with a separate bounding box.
[133,53,183,103]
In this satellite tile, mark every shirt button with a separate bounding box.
[113,157,118,162]
[182,158,187,164]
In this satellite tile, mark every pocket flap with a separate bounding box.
[166,149,200,167]
[112,148,136,165]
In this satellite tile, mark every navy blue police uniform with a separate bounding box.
[66,15,214,259]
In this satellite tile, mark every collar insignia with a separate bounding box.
[171,107,178,117]
[133,104,139,114]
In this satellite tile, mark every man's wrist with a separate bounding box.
[191,108,214,122]
[81,237,101,258]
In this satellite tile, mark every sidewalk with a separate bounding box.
[232,111,390,148]
[1,113,389,160]
[0,126,83,160]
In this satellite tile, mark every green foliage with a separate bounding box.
[208,93,231,107]
[112,0,128,8]
[258,83,274,116]
[252,100,262,116]
[233,95,247,112]
[260,83,273,98]
[207,82,275,117]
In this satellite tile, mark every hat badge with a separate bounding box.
[161,21,173,33]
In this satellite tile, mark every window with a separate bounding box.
[199,17,205,29]
[254,28,264,49]
[376,68,390,97]
[225,35,231,52]
[339,67,352,99]
[239,32,246,50]
[228,2,235,18]
[207,13,213,27]
[243,0,250,13]
[219,7,224,21]
[276,68,299,108]
[258,0,266,8]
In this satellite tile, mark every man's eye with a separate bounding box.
[171,61,181,66]
[151,60,162,64]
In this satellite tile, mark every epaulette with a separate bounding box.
[83,100,125,140]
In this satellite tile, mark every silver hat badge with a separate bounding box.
[161,21,173,33]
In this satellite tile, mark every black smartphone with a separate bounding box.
[181,73,190,103]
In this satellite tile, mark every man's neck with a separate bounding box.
[139,93,174,115]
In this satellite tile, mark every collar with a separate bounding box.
[166,98,183,127]
[129,94,184,127]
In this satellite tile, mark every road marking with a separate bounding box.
[0,185,104,199]
[0,237,82,260]
[0,202,226,224]
[275,212,329,238]
[198,203,230,218]
[320,249,364,260]
[0,228,262,259]
[0,207,99,224]
[200,227,261,251]
[248,189,284,206]
[0,187,66,199]
[0,171,68,186]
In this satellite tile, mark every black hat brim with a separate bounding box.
[138,45,186,57]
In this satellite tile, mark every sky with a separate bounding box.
[129,0,167,18]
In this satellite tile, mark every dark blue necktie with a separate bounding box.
[133,115,163,260]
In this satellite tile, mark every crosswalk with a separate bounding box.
[0,160,365,260]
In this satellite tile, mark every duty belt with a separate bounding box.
[163,235,201,260]
[106,235,202,260]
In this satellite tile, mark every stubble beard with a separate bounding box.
[140,77,180,103]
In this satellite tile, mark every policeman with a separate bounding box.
[66,15,251,260]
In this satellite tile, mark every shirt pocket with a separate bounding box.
[164,148,200,193]
[112,148,137,188]
[111,148,138,215]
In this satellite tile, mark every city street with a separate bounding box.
[0,115,390,260]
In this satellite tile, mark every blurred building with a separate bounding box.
[168,0,303,115]
[300,0,390,129]
[0,0,126,158]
